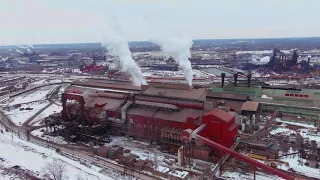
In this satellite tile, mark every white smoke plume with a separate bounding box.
[151,35,194,86]
[102,23,147,86]
[251,55,270,65]
[18,45,26,49]
[27,44,34,49]
[16,49,23,54]
[26,47,32,53]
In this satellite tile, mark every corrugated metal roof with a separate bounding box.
[72,80,141,92]
[135,100,179,110]
[206,92,249,101]
[87,97,124,111]
[204,109,234,123]
[143,87,206,101]
[127,107,157,117]
[207,99,244,113]
[241,101,260,112]
[153,108,204,122]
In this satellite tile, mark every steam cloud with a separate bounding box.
[16,45,34,54]
[151,35,194,86]
[251,55,270,65]
[27,44,34,49]
[102,24,147,86]
[16,49,23,54]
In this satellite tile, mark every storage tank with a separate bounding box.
[178,147,184,167]
[242,123,246,132]
[123,149,131,157]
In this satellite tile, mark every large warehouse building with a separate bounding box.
[60,80,244,160]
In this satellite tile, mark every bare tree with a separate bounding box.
[42,159,68,180]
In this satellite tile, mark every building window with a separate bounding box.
[144,124,147,129]
[299,94,303,97]
[290,94,294,97]
[304,95,309,98]
[285,93,289,96]
[295,94,299,97]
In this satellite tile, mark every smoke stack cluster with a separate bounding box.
[233,73,238,87]
[221,73,225,88]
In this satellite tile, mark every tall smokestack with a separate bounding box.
[308,57,311,69]
[221,73,225,88]
[233,73,238,87]
[247,73,252,88]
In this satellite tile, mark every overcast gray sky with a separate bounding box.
[0,0,319,45]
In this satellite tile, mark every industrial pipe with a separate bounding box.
[121,101,132,120]
[233,73,238,87]
[193,134,295,180]
[247,73,252,88]
[96,92,127,99]
[135,100,179,110]
[182,124,296,180]
[221,73,225,88]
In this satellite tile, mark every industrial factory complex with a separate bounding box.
[1,39,320,180]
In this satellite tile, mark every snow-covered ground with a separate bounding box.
[298,128,320,143]
[4,101,50,126]
[7,85,57,105]
[269,126,291,136]
[0,126,116,180]
[30,79,47,85]
[280,155,320,179]
[31,128,68,145]
[275,118,316,129]
[222,171,283,180]
[261,94,273,99]
[272,119,320,178]
[46,79,63,83]
[108,136,211,171]
[109,136,163,162]
[30,104,62,126]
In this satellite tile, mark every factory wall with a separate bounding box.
[201,112,238,148]
[127,113,198,143]
[127,114,160,141]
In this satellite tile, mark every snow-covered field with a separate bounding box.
[0,126,116,180]
[8,85,57,105]
[4,101,50,126]
[30,104,62,126]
